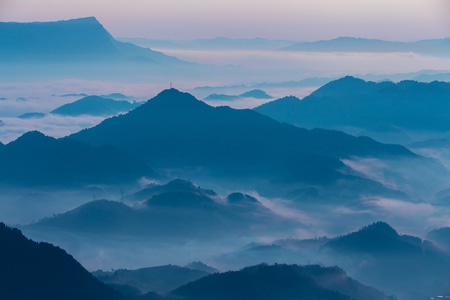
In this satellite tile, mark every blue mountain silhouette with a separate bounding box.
[51,95,142,116]
[0,17,188,65]
[70,88,413,185]
[170,263,393,300]
[0,222,125,300]
[0,131,153,186]
[255,76,450,132]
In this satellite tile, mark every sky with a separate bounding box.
[1,0,450,41]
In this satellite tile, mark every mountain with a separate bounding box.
[69,88,413,199]
[51,95,142,116]
[17,112,46,119]
[184,262,220,274]
[93,265,209,294]
[204,89,272,101]
[0,222,124,300]
[281,37,450,56]
[194,77,333,96]
[427,227,450,252]
[29,179,294,238]
[255,76,450,140]
[0,131,153,186]
[323,222,450,298]
[101,93,136,100]
[35,200,137,233]
[239,89,272,99]
[324,221,427,254]
[127,179,216,202]
[0,17,187,65]
[204,93,239,101]
[215,222,450,299]
[169,263,393,300]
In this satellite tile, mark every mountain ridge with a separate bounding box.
[0,222,125,300]
[0,130,153,186]
[255,76,450,133]
[169,263,393,300]
[281,37,450,56]
[51,95,142,116]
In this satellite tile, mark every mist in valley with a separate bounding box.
[3,16,450,300]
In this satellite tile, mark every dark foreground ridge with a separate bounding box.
[0,222,124,300]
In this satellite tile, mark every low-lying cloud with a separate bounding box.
[0,115,105,143]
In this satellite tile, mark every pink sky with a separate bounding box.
[1,0,450,40]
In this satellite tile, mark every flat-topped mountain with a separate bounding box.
[0,17,187,65]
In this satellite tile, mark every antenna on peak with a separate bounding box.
[170,82,173,89]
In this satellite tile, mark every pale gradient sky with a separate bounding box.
[1,0,450,40]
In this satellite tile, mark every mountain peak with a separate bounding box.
[358,221,398,237]
[133,88,211,114]
[312,76,369,96]
[324,221,426,255]
[7,131,55,148]
[154,88,208,105]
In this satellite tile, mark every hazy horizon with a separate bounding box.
[1,0,450,41]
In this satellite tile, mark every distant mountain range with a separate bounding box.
[281,37,450,56]
[193,77,334,96]
[255,76,450,143]
[0,17,188,65]
[119,36,450,56]
[17,112,46,119]
[51,95,142,116]
[204,89,272,101]
[0,222,124,300]
[118,37,296,50]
